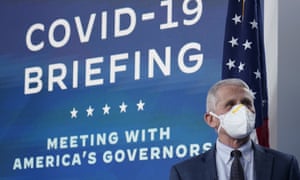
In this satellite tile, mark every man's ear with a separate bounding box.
[204,112,219,129]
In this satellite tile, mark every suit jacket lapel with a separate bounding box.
[253,143,274,180]
[203,145,218,180]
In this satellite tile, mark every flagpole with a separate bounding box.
[242,0,245,19]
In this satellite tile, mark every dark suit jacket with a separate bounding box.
[170,143,300,180]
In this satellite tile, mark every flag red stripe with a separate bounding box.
[256,118,270,147]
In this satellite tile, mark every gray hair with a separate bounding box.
[206,78,253,112]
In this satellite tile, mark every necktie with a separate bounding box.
[230,150,244,180]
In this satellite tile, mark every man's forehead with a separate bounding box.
[217,84,245,92]
[216,84,253,99]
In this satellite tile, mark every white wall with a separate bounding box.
[265,0,300,162]
[264,0,278,150]
[278,0,300,161]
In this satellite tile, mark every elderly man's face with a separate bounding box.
[215,85,255,116]
[204,84,256,145]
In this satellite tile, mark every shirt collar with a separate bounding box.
[216,139,253,164]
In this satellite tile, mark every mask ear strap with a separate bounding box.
[217,123,222,133]
[209,112,222,133]
[209,112,218,118]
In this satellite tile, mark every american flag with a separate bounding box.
[222,0,269,147]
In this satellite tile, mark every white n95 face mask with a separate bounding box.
[209,104,256,139]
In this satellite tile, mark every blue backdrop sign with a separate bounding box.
[0,0,226,179]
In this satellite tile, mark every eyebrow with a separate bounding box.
[223,97,253,107]
[241,98,253,105]
[224,99,235,107]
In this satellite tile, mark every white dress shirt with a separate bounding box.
[216,139,255,180]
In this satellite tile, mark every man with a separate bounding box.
[169,78,300,180]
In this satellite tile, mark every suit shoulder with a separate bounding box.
[170,149,216,180]
[172,149,214,170]
[260,145,294,158]
[255,144,297,163]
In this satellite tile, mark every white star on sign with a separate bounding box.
[254,69,261,79]
[232,14,242,24]
[226,59,236,70]
[119,102,128,113]
[70,108,78,119]
[228,36,239,47]
[250,19,258,29]
[137,100,145,111]
[102,104,111,115]
[86,105,94,117]
[242,40,252,50]
[238,62,245,72]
